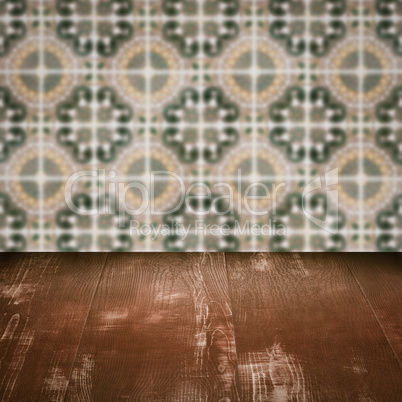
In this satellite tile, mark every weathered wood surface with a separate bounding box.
[1,253,401,401]
[0,253,107,401]
[226,253,402,401]
[66,253,239,401]
[342,253,402,366]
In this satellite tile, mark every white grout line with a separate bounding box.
[38,0,44,251]
[304,0,311,251]
[7,122,401,128]
[197,0,205,252]
[358,0,364,251]
[0,229,397,236]
[0,176,400,183]
[251,0,257,251]
[91,0,98,252]
[1,68,400,75]
[0,15,394,22]
[145,0,151,251]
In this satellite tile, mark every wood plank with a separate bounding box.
[66,253,239,401]
[226,252,402,401]
[342,253,402,365]
[0,253,106,401]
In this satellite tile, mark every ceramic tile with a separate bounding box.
[1,0,401,251]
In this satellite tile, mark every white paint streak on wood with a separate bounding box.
[240,343,309,402]
[2,267,33,305]
[70,354,94,402]
[250,253,272,272]
[0,259,51,399]
[265,342,309,402]
[1,329,34,400]
[42,366,68,400]
[98,309,131,332]
[292,255,310,278]
[186,253,238,400]
[0,314,20,370]
[351,355,368,375]
[3,285,34,305]
[342,355,372,402]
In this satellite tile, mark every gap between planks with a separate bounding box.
[63,254,111,401]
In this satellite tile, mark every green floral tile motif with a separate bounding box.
[56,193,134,251]
[0,192,26,251]
[269,86,347,163]
[56,86,133,163]
[163,191,239,252]
[376,194,402,251]
[1,0,402,251]
[375,0,402,56]
[162,87,239,163]
[162,0,239,58]
[0,87,27,162]
[270,191,346,252]
[269,0,346,57]
[0,0,27,58]
[375,86,402,165]
[56,0,134,57]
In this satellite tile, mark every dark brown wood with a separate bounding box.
[0,253,107,401]
[226,253,402,401]
[1,252,401,400]
[66,253,239,401]
[342,253,402,365]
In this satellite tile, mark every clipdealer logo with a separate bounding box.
[64,168,340,239]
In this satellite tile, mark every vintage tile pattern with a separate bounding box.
[0,0,401,251]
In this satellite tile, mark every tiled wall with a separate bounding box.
[0,0,401,251]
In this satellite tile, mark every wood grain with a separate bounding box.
[0,253,107,401]
[226,252,402,401]
[66,253,239,401]
[342,253,402,366]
